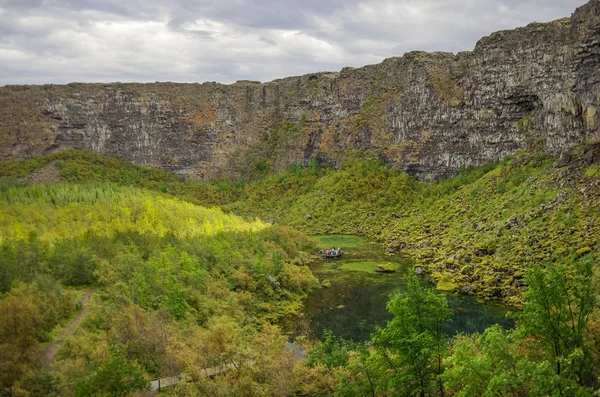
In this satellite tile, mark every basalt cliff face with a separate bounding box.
[1,1,599,180]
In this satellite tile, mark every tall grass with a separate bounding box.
[0,182,140,205]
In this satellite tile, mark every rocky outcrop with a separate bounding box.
[1,1,599,180]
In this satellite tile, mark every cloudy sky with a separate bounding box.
[0,0,586,86]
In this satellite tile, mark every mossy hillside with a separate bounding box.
[3,144,600,303]
[220,146,600,304]
[381,150,600,305]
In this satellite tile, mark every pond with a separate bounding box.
[295,235,514,342]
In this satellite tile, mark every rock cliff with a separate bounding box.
[1,1,599,180]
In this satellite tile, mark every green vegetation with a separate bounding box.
[585,163,600,178]
[372,276,451,396]
[1,142,600,395]
[212,150,595,306]
[316,235,367,249]
[338,261,386,273]
[375,263,396,273]
[515,114,535,132]
[307,257,600,395]
[0,181,318,396]
[2,148,599,304]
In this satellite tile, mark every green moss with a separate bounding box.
[576,246,592,257]
[376,263,397,273]
[515,115,535,132]
[339,261,387,272]
[585,164,600,178]
[437,278,458,292]
[316,235,367,249]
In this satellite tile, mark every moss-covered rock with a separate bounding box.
[375,263,397,273]
[576,246,592,257]
[437,278,458,293]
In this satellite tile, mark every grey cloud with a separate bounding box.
[0,0,588,86]
[1,0,44,9]
[259,36,277,46]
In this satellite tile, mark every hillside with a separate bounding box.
[1,145,599,395]
[0,181,319,395]
[1,1,599,181]
[220,144,600,306]
[2,143,599,305]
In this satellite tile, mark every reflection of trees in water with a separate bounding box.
[305,273,400,341]
[445,295,514,336]
[303,271,514,342]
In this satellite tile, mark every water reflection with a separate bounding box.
[298,236,514,342]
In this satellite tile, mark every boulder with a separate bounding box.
[557,152,572,168]
[459,284,474,295]
[414,266,426,275]
[376,263,397,273]
[387,240,406,253]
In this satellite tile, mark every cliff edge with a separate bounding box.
[1,0,599,180]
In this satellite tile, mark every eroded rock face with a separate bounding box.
[1,1,599,180]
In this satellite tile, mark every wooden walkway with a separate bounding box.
[148,362,239,391]
[149,375,181,391]
[147,343,305,391]
[147,341,307,391]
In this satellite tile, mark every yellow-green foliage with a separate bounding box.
[210,150,599,304]
[2,144,600,395]
[0,282,77,392]
[3,146,600,306]
[376,263,396,273]
[576,246,592,257]
[436,277,458,293]
[585,163,600,178]
[0,179,319,396]
[0,183,266,244]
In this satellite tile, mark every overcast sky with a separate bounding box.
[0,0,587,86]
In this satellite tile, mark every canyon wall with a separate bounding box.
[1,0,599,180]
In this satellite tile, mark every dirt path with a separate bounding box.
[40,289,95,368]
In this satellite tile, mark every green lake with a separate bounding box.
[296,235,514,341]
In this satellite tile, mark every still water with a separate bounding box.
[298,235,514,342]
